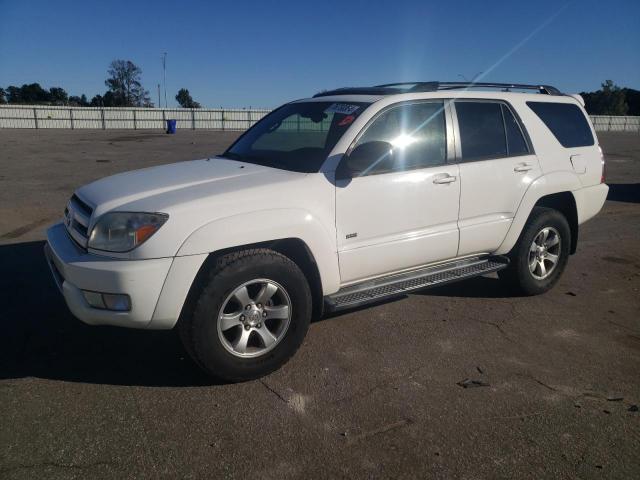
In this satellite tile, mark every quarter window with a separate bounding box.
[527,101,594,148]
[353,101,447,174]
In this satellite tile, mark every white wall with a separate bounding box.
[0,105,270,130]
[0,105,639,132]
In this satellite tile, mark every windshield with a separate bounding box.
[223,101,370,172]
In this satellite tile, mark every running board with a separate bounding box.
[325,255,509,312]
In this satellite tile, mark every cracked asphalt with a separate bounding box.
[1,130,639,479]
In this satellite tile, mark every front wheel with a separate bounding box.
[498,207,571,296]
[179,248,312,382]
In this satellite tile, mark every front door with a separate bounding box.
[335,101,461,285]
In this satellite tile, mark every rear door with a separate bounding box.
[453,100,541,256]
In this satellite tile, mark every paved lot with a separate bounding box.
[1,130,639,479]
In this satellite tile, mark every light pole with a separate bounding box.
[162,52,167,108]
[157,84,161,109]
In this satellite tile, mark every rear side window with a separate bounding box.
[527,101,594,148]
[455,102,507,160]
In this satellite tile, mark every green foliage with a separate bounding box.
[68,94,89,106]
[1,83,76,106]
[104,59,152,107]
[8,83,50,103]
[175,88,201,108]
[49,87,68,105]
[581,80,639,115]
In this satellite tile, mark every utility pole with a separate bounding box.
[162,52,168,108]
[157,84,161,108]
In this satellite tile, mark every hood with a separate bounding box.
[76,157,301,217]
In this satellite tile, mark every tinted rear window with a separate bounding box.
[527,102,594,148]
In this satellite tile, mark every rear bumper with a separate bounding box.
[45,222,173,328]
[575,183,609,225]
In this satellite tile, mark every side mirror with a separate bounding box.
[336,141,394,179]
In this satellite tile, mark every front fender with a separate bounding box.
[495,171,582,255]
[176,208,341,295]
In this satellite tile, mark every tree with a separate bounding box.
[622,88,640,116]
[49,87,68,105]
[175,88,201,108]
[581,80,629,115]
[0,88,6,104]
[69,94,89,107]
[104,59,151,107]
[90,94,103,107]
[6,86,22,103]
[18,83,49,103]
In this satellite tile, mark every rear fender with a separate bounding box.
[496,171,582,255]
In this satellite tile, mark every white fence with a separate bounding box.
[0,105,639,132]
[590,115,640,132]
[0,105,271,130]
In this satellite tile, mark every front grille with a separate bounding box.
[64,194,94,248]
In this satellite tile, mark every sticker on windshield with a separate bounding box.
[325,103,360,115]
[338,115,356,126]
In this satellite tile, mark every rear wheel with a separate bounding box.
[179,248,311,382]
[498,207,570,295]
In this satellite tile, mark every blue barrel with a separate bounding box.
[166,119,177,134]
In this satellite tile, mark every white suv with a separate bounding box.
[45,82,608,381]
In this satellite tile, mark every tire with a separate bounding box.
[498,207,571,296]
[178,248,312,382]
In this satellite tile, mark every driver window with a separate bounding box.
[354,101,447,174]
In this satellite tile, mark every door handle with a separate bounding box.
[433,174,457,184]
[514,163,533,172]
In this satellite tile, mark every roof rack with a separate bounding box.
[313,82,562,98]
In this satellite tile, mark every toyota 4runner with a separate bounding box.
[45,82,609,381]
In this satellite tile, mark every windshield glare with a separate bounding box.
[223,101,370,173]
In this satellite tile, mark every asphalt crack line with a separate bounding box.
[478,319,517,343]
[0,461,113,474]
[514,373,559,392]
[472,411,548,423]
[259,378,289,405]
[345,418,413,445]
[0,217,52,239]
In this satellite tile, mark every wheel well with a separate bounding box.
[534,192,578,254]
[181,238,324,324]
[269,238,324,319]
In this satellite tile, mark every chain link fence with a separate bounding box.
[0,105,639,132]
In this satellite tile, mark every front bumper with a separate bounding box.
[45,222,173,328]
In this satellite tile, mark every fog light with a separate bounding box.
[102,293,131,311]
[82,290,131,312]
[82,291,106,309]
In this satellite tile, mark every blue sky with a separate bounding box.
[1,0,638,108]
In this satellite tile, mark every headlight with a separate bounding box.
[88,212,168,252]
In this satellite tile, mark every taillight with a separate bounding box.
[598,145,606,183]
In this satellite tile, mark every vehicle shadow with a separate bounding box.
[417,275,516,299]
[607,183,640,204]
[0,241,215,387]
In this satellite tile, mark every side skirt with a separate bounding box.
[324,255,509,312]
